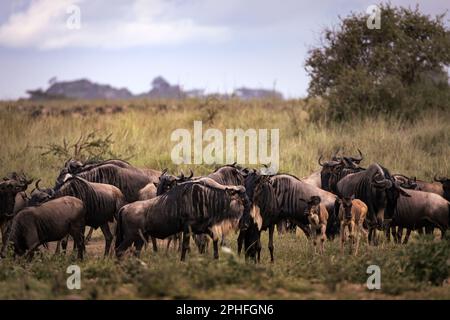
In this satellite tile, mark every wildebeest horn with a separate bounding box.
[179,170,185,179]
[161,168,168,176]
[352,149,363,162]
[434,175,447,182]
[372,174,393,189]
[35,179,44,191]
[318,155,324,166]
[187,169,193,179]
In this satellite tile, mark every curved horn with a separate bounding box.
[161,168,168,176]
[318,155,325,166]
[352,149,363,162]
[434,175,447,183]
[187,169,193,179]
[35,179,44,192]
[372,173,393,189]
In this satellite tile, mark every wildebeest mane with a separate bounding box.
[53,177,112,227]
[74,165,146,202]
[207,166,245,186]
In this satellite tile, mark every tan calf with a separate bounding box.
[338,196,368,255]
[302,196,328,254]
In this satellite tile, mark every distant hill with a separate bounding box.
[27,79,133,100]
[26,77,283,100]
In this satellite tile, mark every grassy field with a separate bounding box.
[0,98,449,299]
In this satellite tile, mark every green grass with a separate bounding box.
[0,98,449,299]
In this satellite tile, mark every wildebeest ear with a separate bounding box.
[153,182,159,187]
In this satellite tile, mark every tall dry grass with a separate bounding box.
[0,99,448,185]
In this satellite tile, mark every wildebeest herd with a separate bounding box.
[0,150,448,262]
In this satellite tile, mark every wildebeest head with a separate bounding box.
[338,195,355,220]
[156,169,193,196]
[371,167,410,220]
[0,173,32,218]
[393,174,418,190]
[318,155,342,190]
[300,196,322,225]
[28,179,55,206]
[434,175,450,200]
[225,186,251,231]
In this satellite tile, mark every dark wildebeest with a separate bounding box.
[55,159,161,246]
[240,171,338,262]
[389,188,449,244]
[5,196,86,261]
[55,159,161,202]
[115,178,251,261]
[237,170,278,262]
[336,163,410,244]
[0,173,33,254]
[155,170,196,252]
[51,176,127,256]
[317,149,364,192]
[156,164,247,250]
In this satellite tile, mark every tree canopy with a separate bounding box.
[305,4,450,121]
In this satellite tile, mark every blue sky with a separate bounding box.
[0,0,448,99]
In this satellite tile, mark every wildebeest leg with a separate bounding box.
[384,221,391,242]
[61,235,69,254]
[256,236,261,263]
[180,229,191,262]
[165,236,172,254]
[213,239,219,259]
[320,225,326,254]
[55,241,61,255]
[100,224,113,257]
[134,239,144,257]
[25,242,40,262]
[85,227,94,243]
[268,224,275,262]
[151,237,158,252]
[396,227,403,243]
[0,222,13,257]
[425,225,434,235]
[237,231,244,256]
[403,229,411,244]
[71,234,84,261]
[297,224,311,239]
[340,223,346,254]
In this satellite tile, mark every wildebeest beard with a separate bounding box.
[0,192,16,220]
[53,177,113,228]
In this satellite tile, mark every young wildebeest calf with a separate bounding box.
[301,196,328,254]
[115,178,251,261]
[338,196,368,255]
[6,196,86,261]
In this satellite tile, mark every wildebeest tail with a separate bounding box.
[115,207,125,249]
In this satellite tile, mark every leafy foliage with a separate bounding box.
[305,4,450,121]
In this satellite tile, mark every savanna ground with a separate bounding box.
[0,98,449,299]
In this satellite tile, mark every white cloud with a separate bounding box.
[0,0,230,49]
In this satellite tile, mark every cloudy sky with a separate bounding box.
[0,0,447,99]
